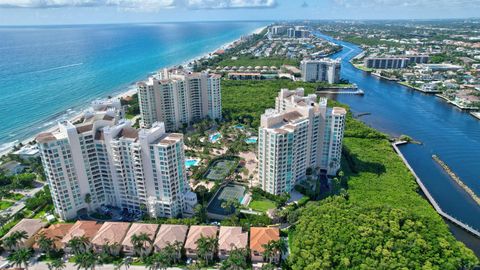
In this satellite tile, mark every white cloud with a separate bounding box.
[0,0,277,9]
[333,0,480,8]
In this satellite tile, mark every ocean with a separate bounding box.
[0,21,266,151]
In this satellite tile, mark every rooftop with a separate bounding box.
[91,222,131,246]
[61,221,102,244]
[154,224,188,250]
[33,223,74,249]
[250,227,279,253]
[122,223,159,248]
[218,226,248,251]
[184,226,218,250]
[2,219,46,241]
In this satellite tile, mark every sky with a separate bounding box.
[0,0,479,25]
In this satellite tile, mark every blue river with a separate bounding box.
[0,22,266,151]
[317,33,480,236]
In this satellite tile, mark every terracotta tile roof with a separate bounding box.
[76,124,93,134]
[61,221,102,244]
[184,226,218,250]
[122,223,159,248]
[2,219,46,241]
[218,226,248,251]
[91,222,131,246]
[154,224,188,250]
[33,223,74,249]
[249,227,279,253]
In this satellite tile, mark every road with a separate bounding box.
[0,182,46,218]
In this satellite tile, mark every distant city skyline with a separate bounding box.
[0,0,479,25]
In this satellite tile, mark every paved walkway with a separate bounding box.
[30,261,184,270]
[0,182,45,218]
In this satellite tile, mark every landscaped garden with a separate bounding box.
[249,199,276,212]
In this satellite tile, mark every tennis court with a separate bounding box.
[207,183,246,217]
[205,159,238,180]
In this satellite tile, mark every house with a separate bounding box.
[154,224,188,254]
[184,225,218,259]
[2,219,46,250]
[33,223,74,250]
[122,223,159,256]
[61,221,102,252]
[250,227,280,263]
[91,222,130,255]
[218,226,248,259]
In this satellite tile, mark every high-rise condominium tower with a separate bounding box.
[36,99,196,220]
[300,58,341,84]
[257,89,346,195]
[138,69,222,131]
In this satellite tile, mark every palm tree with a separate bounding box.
[84,193,92,212]
[112,259,124,270]
[3,230,28,250]
[74,251,99,270]
[262,241,276,264]
[8,248,32,270]
[130,233,152,258]
[122,257,132,270]
[220,247,249,270]
[47,258,66,270]
[171,240,183,263]
[196,236,218,266]
[37,233,55,256]
[67,236,90,255]
[163,243,177,265]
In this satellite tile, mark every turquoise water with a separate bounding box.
[245,137,258,144]
[209,132,221,143]
[185,159,199,168]
[0,22,266,152]
[234,124,244,129]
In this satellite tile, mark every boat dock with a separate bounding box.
[392,142,480,238]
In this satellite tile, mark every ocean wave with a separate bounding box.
[30,63,84,74]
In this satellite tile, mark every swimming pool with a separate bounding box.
[209,132,221,143]
[245,137,258,144]
[185,159,199,168]
[234,124,244,129]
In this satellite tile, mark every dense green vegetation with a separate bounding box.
[222,79,336,127]
[288,109,479,269]
[121,93,140,119]
[217,55,299,68]
[221,79,479,269]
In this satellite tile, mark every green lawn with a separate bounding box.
[4,193,25,201]
[0,200,13,210]
[249,199,276,212]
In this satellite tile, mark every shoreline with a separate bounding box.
[0,24,268,158]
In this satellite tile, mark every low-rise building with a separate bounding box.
[33,223,74,250]
[122,223,159,256]
[2,219,46,250]
[61,221,102,252]
[91,222,130,255]
[154,224,188,259]
[184,225,218,259]
[250,227,280,263]
[218,226,248,259]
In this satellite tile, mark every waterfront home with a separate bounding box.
[184,225,218,259]
[250,227,280,263]
[154,224,188,256]
[2,219,46,250]
[91,222,130,255]
[122,223,159,256]
[61,221,102,252]
[218,226,248,259]
[33,223,74,250]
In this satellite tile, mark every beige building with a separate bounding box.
[184,225,218,259]
[154,224,188,253]
[217,226,248,259]
[91,222,130,255]
[61,220,102,252]
[33,223,74,250]
[122,223,159,256]
[2,219,46,250]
